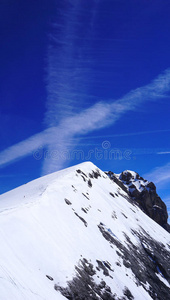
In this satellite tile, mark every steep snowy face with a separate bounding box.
[106,170,170,232]
[0,162,170,300]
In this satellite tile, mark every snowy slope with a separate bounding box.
[0,162,169,300]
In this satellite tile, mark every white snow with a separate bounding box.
[0,162,169,299]
[117,169,149,193]
[156,272,170,288]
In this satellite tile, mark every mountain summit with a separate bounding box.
[0,162,169,300]
[106,170,170,233]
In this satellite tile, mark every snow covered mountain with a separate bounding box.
[106,170,170,232]
[0,162,169,300]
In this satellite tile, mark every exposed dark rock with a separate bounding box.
[81,171,88,178]
[55,220,170,300]
[89,169,101,179]
[76,169,87,180]
[54,258,116,300]
[74,212,88,227]
[81,175,86,182]
[46,275,54,281]
[96,260,110,276]
[106,170,170,233]
[123,287,134,300]
[112,211,117,219]
[110,192,115,198]
[98,222,170,300]
[65,198,72,205]
[82,193,89,200]
[71,185,77,192]
[81,207,88,214]
[88,179,92,187]
[121,213,128,219]
[106,171,129,194]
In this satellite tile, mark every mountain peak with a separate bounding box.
[0,162,169,300]
[106,170,170,232]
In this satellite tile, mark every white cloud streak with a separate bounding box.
[157,151,170,155]
[42,68,170,174]
[45,0,98,127]
[42,2,170,174]
[0,69,170,173]
[0,128,54,168]
[75,129,170,140]
[1,1,170,175]
[144,162,170,186]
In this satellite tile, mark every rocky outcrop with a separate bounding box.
[106,170,170,233]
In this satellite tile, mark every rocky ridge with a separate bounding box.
[0,162,169,300]
[106,170,170,233]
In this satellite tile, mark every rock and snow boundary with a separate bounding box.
[0,162,169,299]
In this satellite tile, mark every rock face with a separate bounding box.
[106,170,170,233]
[0,162,170,300]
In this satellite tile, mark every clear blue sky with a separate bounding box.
[0,0,170,218]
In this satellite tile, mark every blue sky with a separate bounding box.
[0,0,170,219]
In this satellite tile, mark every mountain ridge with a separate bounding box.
[106,170,170,233]
[0,162,169,300]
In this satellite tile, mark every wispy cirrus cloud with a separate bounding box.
[45,0,99,127]
[23,0,170,174]
[78,129,170,140]
[157,151,170,155]
[1,2,170,175]
[42,67,170,174]
[0,68,170,174]
[0,127,55,168]
[144,162,170,186]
